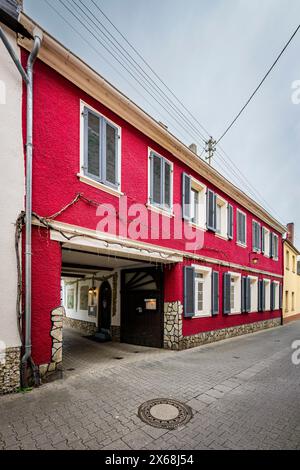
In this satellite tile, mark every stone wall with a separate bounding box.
[163,301,281,350]
[39,306,64,381]
[63,316,97,336]
[164,301,183,350]
[179,318,281,350]
[0,347,21,394]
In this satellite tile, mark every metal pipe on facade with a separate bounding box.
[0,25,43,386]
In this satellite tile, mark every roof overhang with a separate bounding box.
[18,12,287,235]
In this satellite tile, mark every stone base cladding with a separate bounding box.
[164,301,183,350]
[63,316,97,335]
[0,347,21,394]
[111,325,120,342]
[39,306,64,381]
[179,318,281,350]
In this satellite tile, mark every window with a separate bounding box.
[66,287,75,310]
[252,220,261,252]
[292,292,295,311]
[237,210,247,246]
[249,276,258,312]
[224,272,241,314]
[182,174,206,227]
[264,279,271,311]
[194,267,212,317]
[183,265,217,317]
[270,232,278,259]
[292,256,296,273]
[286,250,290,270]
[271,281,279,310]
[149,151,172,210]
[215,196,228,238]
[83,105,120,189]
[285,290,289,312]
[191,188,199,225]
[262,227,270,257]
[79,285,89,311]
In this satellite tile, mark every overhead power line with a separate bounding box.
[217,23,300,144]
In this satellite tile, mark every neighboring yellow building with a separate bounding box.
[283,229,300,323]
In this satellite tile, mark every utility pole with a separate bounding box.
[205,136,216,166]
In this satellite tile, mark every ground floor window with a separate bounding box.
[264,279,271,311]
[249,276,258,312]
[194,266,212,317]
[229,272,241,314]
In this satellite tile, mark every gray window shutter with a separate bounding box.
[207,189,216,231]
[104,120,119,188]
[212,271,219,315]
[258,279,264,311]
[227,204,233,239]
[262,281,266,311]
[261,227,265,254]
[183,266,195,318]
[223,272,231,314]
[182,173,191,220]
[246,277,251,312]
[164,161,171,208]
[241,276,246,313]
[269,232,274,258]
[270,282,275,310]
[252,222,256,251]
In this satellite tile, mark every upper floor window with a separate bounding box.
[261,227,270,257]
[270,233,278,260]
[182,174,206,227]
[82,105,120,189]
[215,196,227,238]
[149,150,172,211]
[252,220,261,252]
[286,250,290,269]
[237,210,247,246]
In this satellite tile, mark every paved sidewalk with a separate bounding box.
[0,322,300,450]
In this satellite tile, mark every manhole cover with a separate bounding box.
[138,398,192,429]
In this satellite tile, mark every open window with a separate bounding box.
[215,195,228,238]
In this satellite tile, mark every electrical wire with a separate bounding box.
[217,23,300,143]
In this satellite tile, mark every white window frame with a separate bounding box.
[193,265,212,318]
[228,271,241,314]
[273,281,280,310]
[263,227,270,257]
[147,147,173,214]
[249,275,258,313]
[190,178,206,229]
[236,209,247,247]
[264,279,271,311]
[215,195,228,239]
[252,219,261,253]
[79,100,122,196]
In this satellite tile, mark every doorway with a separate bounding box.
[121,267,163,348]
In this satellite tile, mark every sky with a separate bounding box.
[24,0,300,246]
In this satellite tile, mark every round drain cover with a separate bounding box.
[138,398,192,429]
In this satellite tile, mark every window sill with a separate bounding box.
[236,242,247,249]
[215,232,228,241]
[77,174,123,197]
[228,310,241,315]
[189,221,206,231]
[146,203,174,218]
[193,313,211,319]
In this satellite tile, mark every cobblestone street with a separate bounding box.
[0,322,300,450]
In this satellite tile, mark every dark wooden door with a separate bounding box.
[99,281,112,331]
[121,268,163,348]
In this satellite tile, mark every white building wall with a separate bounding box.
[0,24,24,348]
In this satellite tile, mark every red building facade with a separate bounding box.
[18,16,285,377]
